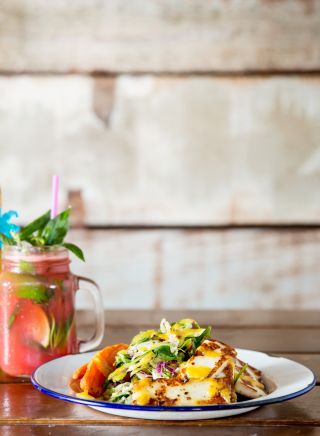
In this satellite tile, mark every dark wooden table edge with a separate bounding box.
[1,419,320,427]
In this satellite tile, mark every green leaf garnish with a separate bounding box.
[0,234,16,246]
[115,350,131,367]
[234,364,248,384]
[63,242,85,262]
[49,315,74,349]
[8,303,21,329]
[19,260,35,274]
[40,208,70,245]
[154,345,177,361]
[19,210,51,241]
[28,235,46,246]
[193,326,211,349]
[180,337,193,351]
[7,208,85,262]
[15,284,53,304]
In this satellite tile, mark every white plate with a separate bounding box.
[31,349,315,421]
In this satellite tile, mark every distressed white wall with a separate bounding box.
[70,229,320,310]
[1,76,320,224]
[1,0,320,310]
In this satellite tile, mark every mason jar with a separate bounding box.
[0,245,104,377]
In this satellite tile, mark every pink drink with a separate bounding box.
[0,246,78,376]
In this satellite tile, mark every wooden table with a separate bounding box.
[1,310,319,435]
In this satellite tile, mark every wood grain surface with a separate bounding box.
[1,0,319,73]
[68,229,320,310]
[0,384,319,426]
[78,309,320,327]
[0,426,319,436]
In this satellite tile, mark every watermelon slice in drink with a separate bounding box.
[11,300,51,348]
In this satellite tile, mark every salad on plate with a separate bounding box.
[70,318,267,406]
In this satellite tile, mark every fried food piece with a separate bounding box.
[234,358,267,398]
[180,338,237,380]
[69,363,88,393]
[72,363,88,380]
[132,338,237,406]
[70,344,128,397]
[132,377,234,406]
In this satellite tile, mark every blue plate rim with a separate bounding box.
[31,352,317,413]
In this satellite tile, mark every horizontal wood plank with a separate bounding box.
[97,326,320,353]
[96,310,320,328]
[0,1,319,73]
[1,384,319,426]
[68,229,320,310]
[278,354,320,382]
[0,426,319,436]
[1,75,320,225]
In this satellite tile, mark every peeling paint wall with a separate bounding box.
[1,76,320,224]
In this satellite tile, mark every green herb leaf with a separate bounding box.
[49,315,74,349]
[63,316,73,336]
[154,345,177,361]
[8,303,21,329]
[103,379,111,390]
[15,208,86,260]
[180,337,193,351]
[193,326,211,349]
[63,242,85,262]
[41,208,70,245]
[0,234,16,246]
[115,350,131,367]
[49,316,56,349]
[15,284,53,304]
[28,235,46,246]
[18,260,35,274]
[19,210,51,241]
[234,364,248,384]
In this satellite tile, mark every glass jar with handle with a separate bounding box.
[0,245,104,377]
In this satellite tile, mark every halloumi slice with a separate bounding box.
[132,377,234,406]
[234,358,267,399]
[132,338,237,406]
[181,338,237,380]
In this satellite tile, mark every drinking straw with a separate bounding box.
[51,175,59,219]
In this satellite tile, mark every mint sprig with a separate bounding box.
[63,242,85,261]
[15,283,53,304]
[19,210,51,242]
[49,315,74,349]
[17,208,85,262]
[41,208,70,245]
[0,234,16,246]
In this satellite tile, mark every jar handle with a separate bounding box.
[77,276,104,353]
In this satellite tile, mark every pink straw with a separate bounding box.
[51,175,59,219]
